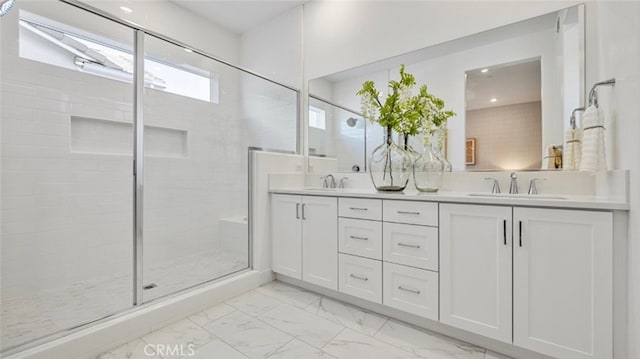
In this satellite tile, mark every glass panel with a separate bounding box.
[308,97,366,172]
[141,35,297,301]
[1,1,134,351]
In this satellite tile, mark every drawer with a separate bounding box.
[339,218,382,260]
[338,253,382,304]
[383,222,438,271]
[383,200,438,226]
[383,262,439,320]
[339,198,382,221]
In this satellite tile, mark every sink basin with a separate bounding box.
[467,193,568,200]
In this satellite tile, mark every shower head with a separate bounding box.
[346,117,358,127]
[0,0,15,17]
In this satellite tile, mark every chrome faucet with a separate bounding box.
[322,174,336,189]
[509,172,518,194]
[485,177,501,194]
[339,177,349,189]
[528,178,546,195]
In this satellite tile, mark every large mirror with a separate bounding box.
[308,4,584,172]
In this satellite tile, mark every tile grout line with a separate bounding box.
[320,326,347,351]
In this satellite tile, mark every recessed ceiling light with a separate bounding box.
[490,98,497,102]
[481,69,489,73]
[120,6,133,13]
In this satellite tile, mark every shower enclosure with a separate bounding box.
[0,0,298,353]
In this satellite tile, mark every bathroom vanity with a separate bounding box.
[269,183,627,359]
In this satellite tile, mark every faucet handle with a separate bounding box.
[484,177,501,194]
[528,178,546,195]
[339,177,349,189]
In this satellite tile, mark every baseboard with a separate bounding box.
[6,270,264,359]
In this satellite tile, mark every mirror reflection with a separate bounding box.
[308,96,366,172]
[308,4,584,172]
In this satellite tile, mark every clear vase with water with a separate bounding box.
[413,133,444,192]
[369,126,411,192]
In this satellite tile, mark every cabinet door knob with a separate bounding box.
[349,207,368,211]
[302,203,306,220]
[296,203,300,219]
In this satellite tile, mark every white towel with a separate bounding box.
[563,127,582,170]
[580,105,607,172]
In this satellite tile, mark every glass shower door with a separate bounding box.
[0,1,135,351]
[140,35,250,301]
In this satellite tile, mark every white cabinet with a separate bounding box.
[440,204,613,359]
[339,218,382,260]
[383,200,438,226]
[439,203,513,343]
[513,207,612,359]
[302,196,338,290]
[383,222,438,271]
[271,194,338,290]
[339,253,382,303]
[383,262,439,320]
[271,194,303,279]
[339,197,382,221]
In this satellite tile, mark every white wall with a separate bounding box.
[82,0,240,63]
[586,2,640,358]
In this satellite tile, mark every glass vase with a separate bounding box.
[400,133,420,164]
[433,128,452,172]
[369,126,411,192]
[413,134,444,192]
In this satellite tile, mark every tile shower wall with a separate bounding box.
[466,101,542,170]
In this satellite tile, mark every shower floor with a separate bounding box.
[0,249,247,351]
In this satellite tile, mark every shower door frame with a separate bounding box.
[54,0,302,306]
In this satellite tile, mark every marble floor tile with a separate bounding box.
[95,339,161,359]
[323,328,422,359]
[203,310,292,359]
[305,297,388,336]
[374,319,486,359]
[255,281,320,308]
[267,338,336,359]
[141,319,214,350]
[227,289,283,316]
[188,302,237,327]
[188,337,249,359]
[484,351,513,359]
[257,303,344,349]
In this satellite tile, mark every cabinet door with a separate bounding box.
[271,194,302,279]
[513,208,612,359]
[302,196,338,290]
[440,204,512,343]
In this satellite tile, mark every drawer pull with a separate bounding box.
[398,286,421,294]
[397,210,420,215]
[397,242,420,249]
[349,273,368,281]
[349,207,368,211]
[349,235,368,241]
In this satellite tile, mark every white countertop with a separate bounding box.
[270,187,629,211]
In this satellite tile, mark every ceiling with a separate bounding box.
[465,59,541,111]
[170,0,306,34]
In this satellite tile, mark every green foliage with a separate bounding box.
[356,64,456,137]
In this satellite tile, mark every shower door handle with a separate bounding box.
[296,203,300,219]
